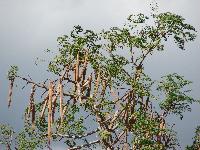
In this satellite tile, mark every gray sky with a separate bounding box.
[0,0,200,149]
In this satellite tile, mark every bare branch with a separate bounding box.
[17,76,48,90]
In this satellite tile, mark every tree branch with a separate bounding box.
[67,140,100,150]
[55,128,99,139]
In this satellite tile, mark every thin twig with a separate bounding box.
[56,128,99,139]
[67,140,100,150]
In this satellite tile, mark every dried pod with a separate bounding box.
[82,79,89,92]
[30,84,36,127]
[101,79,107,96]
[61,65,70,81]
[8,80,14,108]
[160,118,166,130]
[76,52,79,82]
[62,105,67,117]
[52,96,57,123]
[123,143,129,150]
[87,73,93,98]
[80,55,88,83]
[93,71,100,98]
[74,64,77,82]
[110,88,117,99]
[40,95,48,118]
[59,81,63,124]
[48,81,53,143]
[77,82,82,103]
[52,83,60,123]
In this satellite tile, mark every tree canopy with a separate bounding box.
[1,6,199,150]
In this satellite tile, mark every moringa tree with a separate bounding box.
[1,6,199,150]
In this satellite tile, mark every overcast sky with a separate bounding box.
[0,0,200,149]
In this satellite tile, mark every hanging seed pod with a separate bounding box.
[59,80,64,124]
[130,91,136,114]
[61,65,70,81]
[162,119,166,129]
[93,71,100,98]
[52,96,57,123]
[27,84,36,119]
[87,73,93,98]
[74,64,77,82]
[76,52,79,82]
[145,97,150,111]
[8,80,14,108]
[52,83,60,123]
[30,84,36,127]
[125,109,129,126]
[31,103,36,128]
[65,65,70,80]
[157,118,165,143]
[82,79,89,92]
[24,111,29,122]
[62,105,67,117]
[48,81,53,144]
[101,79,107,96]
[110,88,117,99]
[77,82,82,103]
[80,55,88,84]
[132,144,137,150]
[123,143,129,150]
[160,118,166,131]
[73,64,77,94]
[40,95,49,118]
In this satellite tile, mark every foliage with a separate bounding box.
[7,65,19,81]
[0,124,14,149]
[157,73,196,119]
[186,126,200,150]
[1,4,198,150]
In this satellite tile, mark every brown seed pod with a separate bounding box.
[8,80,14,108]
[93,71,100,98]
[48,81,53,144]
[30,84,36,127]
[62,105,67,117]
[80,55,88,84]
[87,73,93,98]
[52,96,57,123]
[77,82,82,103]
[123,143,129,150]
[52,83,60,123]
[101,79,107,96]
[82,79,89,92]
[76,52,79,82]
[40,95,48,118]
[59,80,63,124]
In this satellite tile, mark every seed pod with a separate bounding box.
[52,83,60,123]
[80,55,88,84]
[59,81,63,124]
[123,143,129,150]
[40,95,48,118]
[101,79,107,96]
[76,52,79,82]
[48,81,53,144]
[52,96,57,123]
[93,71,100,98]
[8,80,14,108]
[77,82,82,103]
[30,84,36,128]
[87,73,93,98]
[62,105,67,117]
